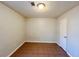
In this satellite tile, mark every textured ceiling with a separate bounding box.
[2,1,79,18]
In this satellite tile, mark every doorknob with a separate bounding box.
[64,36,68,38]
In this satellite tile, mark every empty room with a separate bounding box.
[0,1,79,57]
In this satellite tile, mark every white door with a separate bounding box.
[59,18,68,51]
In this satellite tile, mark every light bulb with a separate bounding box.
[37,3,45,9]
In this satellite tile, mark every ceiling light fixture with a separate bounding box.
[31,2,35,6]
[37,3,46,9]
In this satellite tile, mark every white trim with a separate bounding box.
[7,41,25,57]
[57,42,72,57]
[66,51,72,57]
[25,41,57,43]
[56,42,61,47]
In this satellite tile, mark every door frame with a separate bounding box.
[59,18,68,51]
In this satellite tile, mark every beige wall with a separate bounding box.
[0,3,25,56]
[57,5,79,57]
[0,2,57,56]
[25,18,57,43]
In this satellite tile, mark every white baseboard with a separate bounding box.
[25,41,57,43]
[56,42,61,47]
[56,42,72,57]
[67,51,72,57]
[7,41,25,57]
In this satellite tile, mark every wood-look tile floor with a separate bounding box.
[11,42,69,57]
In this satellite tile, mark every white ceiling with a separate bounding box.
[1,1,79,18]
